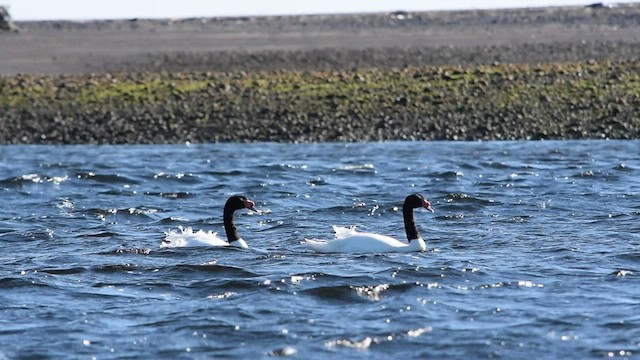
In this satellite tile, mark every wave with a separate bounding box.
[150,172,202,184]
[333,163,376,172]
[429,171,464,180]
[37,267,87,275]
[307,177,329,186]
[168,263,260,279]
[108,247,152,255]
[144,191,195,199]
[93,264,141,274]
[257,163,309,172]
[481,161,514,169]
[0,230,43,242]
[80,207,161,222]
[75,171,140,184]
[0,277,49,289]
[615,252,640,263]
[470,280,545,291]
[613,163,633,172]
[188,279,260,293]
[444,193,496,205]
[76,231,120,238]
[573,170,597,178]
[609,269,633,277]
[203,170,245,176]
[325,325,434,350]
[0,174,69,187]
[300,282,416,303]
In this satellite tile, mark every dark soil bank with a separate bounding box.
[0,4,639,143]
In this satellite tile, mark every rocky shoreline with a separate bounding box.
[2,60,638,143]
[1,4,639,143]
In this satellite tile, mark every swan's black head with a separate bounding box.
[405,193,435,212]
[225,195,257,212]
[223,195,257,244]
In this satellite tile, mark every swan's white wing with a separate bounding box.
[162,226,229,248]
[306,227,414,253]
[332,225,358,239]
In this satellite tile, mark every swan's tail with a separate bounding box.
[162,226,223,248]
[162,226,192,248]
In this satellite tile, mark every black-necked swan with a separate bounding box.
[162,195,257,248]
[305,193,434,253]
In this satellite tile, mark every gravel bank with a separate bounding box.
[1,61,638,144]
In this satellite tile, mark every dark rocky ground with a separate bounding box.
[0,4,639,143]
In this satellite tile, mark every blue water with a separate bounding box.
[1,141,639,359]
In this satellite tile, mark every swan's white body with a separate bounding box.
[305,225,426,254]
[162,195,256,249]
[162,226,248,249]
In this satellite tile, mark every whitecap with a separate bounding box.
[325,337,372,350]
[351,284,389,301]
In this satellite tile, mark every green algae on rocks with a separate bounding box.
[1,60,638,144]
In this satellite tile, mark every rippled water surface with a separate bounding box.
[1,141,639,359]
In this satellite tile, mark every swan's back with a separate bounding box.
[305,226,425,253]
[162,226,248,248]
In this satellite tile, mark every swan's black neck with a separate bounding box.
[223,204,241,243]
[403,204,420,242]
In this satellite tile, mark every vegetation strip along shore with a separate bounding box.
[1,60,638,144]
